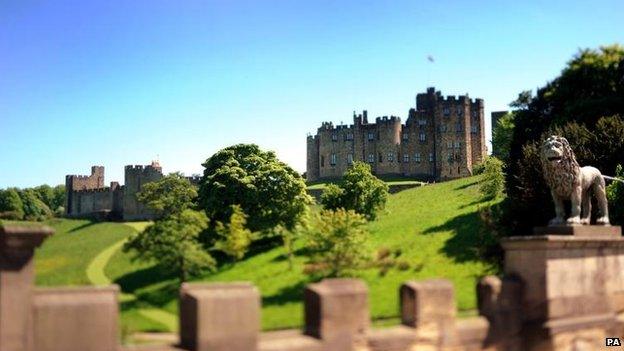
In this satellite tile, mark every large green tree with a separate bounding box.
[0,188,25,220]
[491,112,515,165]
[137,172,197,218]
[198,144,311,238]
[502,45,624,233]
[123,209,215,282]
[320,162,388,220]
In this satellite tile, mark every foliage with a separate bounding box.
[123,209,215,281]
[214,205,252,261]
[303,208,370,278]
[607,164,624,225]
[503,45,624,234]
[491,112,516,164]
[198,144,312,239]
[320,162,389,220]
[137,173,197,218]
[0,188,25,219]
[20,189,53,221]
[479,157,505,200]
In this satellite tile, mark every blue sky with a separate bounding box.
[1,0,623,187]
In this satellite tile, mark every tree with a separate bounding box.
[19,189,52,221]
[320,162,388,220]
[502,45,624,234]
[33,185,55,210]
[303,209,370,278]
[123,209,215,282]
[479,156,505,200]
[137,173,197,218]
[51,185,66,212]
[0,188,25,220]
[491,112,515,164]
[198,144,312,238]
[214,205,252,261]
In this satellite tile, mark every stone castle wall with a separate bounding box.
[65,163,163,221]
[4,224,624,351]
[306,88,487,182]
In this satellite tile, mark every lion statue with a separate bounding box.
[541,135,610,226]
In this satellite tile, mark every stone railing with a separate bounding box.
[1,224,623,351]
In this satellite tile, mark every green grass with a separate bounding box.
[307,178,423,190]
[32,175,498,334]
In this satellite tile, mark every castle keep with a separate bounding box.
[306,87,486,182]
[65,162,164,220]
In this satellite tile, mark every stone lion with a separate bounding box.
[540,135,609,226]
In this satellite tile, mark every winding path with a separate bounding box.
[86,226,178,332]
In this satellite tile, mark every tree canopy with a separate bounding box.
[198,144,311,237]
[137,172,197,218]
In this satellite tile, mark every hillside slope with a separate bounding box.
[105,175,498,332]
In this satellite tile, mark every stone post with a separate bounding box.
[0,225,53,351]
[179,282,260,351]
[400,279,456,347]
[304,278,369,350]
[477,275,522,350]
[32,286,119,351]
[502,225,624,350]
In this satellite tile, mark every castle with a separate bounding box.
[306,87,487,182]
[65,161,199,221]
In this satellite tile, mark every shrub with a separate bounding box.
[214,205,252,261]
[479,156,505,200]
[303,209,370,278]
[607,164,624,225]
[320,162,388,220]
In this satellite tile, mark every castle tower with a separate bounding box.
[65,166,105,215]
[122,163,164,220]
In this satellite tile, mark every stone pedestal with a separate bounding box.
[502,225,623,350]
[179,282,260,351]
[0,225,53,351]
[304,279,369,351]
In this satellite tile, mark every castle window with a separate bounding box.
[419,132,426,142]
[414,153,421,163]
[368,132,375,141]
[388,152,394,162]
[321,156,325,167]
[347,153,353,164]
[471,125,478,133]
[457,107,463,116]
[330,153,337,166]
[331,134,338,141]
[368,154,375,163]
[403,154,409,163]
[447,141,453,149]
[429,153,434,162]
[472,110,477,118]
[443,107,450,116]
[439,125,447,133]
[402,133,409,141]
[448,154,453,163]
[418,119,427,126]
[458,166,461,173]
[378,153,383,163]
[456,123,463,132]
[455,141,461,149]
[346,133,354,141]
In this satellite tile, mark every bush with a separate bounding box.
[607,164,624,225]
[479,156,505,200]
[320,162,388,220]
[303,209,370,278]
[214,205,252,261]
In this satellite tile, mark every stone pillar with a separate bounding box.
[304,278,369,350]
[477,275,522,350]
[502,225,623,350]
[179,282,260,351]
[32,286,119,351]
[400,279,456,347]
[0,225,53,351]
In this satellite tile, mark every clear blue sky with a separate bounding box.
[1,0,623,187]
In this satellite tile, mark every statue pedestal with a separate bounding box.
[502,226,624,350]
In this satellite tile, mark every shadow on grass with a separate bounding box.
[262,279,310,307]
[459,197,489,209]
[422,211,485,263]
[68,221,97,233]
[454,180,479,191]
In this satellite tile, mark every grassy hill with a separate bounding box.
[27,175,497,335]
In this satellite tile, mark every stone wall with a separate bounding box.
[306,87,487,182]
[3,224,624,351]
